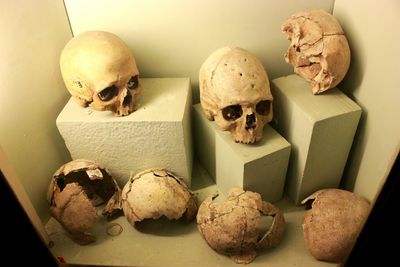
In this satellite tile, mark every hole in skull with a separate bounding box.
[55,169,116,206]
[127,75,139,90]
[123,92,132,106]
[256,100,271,116]
[222,105,243,121]
[296,46,301,52]
[245,113,256,130]
[239,72,243,76]
[303,199,315,210]
[98,85,118,101]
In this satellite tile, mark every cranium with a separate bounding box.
[60,31,141,116]
[121,168,198,225]
[302,189,370,262]
[199,47,273,144]
[197,188,286,264]
[282,9,351,94]
[47,159,122,245]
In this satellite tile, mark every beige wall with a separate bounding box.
[0,0,72,223]
[333,0,400,202]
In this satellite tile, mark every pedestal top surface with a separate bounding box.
[57,78,190,123]
[272,75,361,121]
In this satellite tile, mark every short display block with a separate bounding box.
[193,104,291,202]
[57,78,193,186]
[271,74,362,204]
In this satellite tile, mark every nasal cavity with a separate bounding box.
[123,93,132,106]
[245,114,256,130]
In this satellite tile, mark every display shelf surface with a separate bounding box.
[46,160,338,267]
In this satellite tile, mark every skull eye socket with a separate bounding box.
[127,75,139,90]
[222,105,243,121]
[256,100,271,116]
[98,85,118,101]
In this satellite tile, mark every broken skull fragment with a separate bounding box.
[197,188,285,264]
[121,168,198,225]
[282,9,351,94]
[60,31,141,116]
[47,159,122,245]
[302,189,371,263]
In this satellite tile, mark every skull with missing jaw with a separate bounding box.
[282,9,351,94]
[199,47,273,144]
[60,31,141,116]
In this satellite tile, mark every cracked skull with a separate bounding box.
[282,9,351,94]
[199,47,273,144]
[121,168,198,225]
[47,159,122,245]
[60,31,141,116]
[302,189,370,262]
[197,188,286,264]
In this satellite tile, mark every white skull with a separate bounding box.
[282,9,351,94]
[199,47,273,144]
[60,31,141,116]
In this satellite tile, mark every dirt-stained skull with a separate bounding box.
[302,189,370,262]
[60,31,141,116]
[47,159,122,245]
[197,188,285,264]
[199,47,273,144]
[121,168,198,224]
[282,9,351,94]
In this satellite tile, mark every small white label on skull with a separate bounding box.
[86,169,103,180]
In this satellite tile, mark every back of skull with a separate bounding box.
[199,47,273,144]
[60,31,141,116]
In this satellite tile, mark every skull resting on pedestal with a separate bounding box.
[47,159,122,245]
[199,47,273,144]
[282,9,351,94]
[60,31,141,116]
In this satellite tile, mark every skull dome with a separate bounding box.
[47,159,122,245]
[302,189,370,262]
[282,9,351,94]
[197,188,286,264]
[199,47,273,144]
[60,31,141,116]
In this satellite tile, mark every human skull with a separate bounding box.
[47,159,122,245]
[302,189,370,262]
[282,9,351,94]
[60,31,141,116]
[121,168,198,224]
[199,47,273,144]
[197,188,286,264]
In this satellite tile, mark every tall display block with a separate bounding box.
[271,74,362,204]
[56,78,193,186]
[193,104,291,202]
